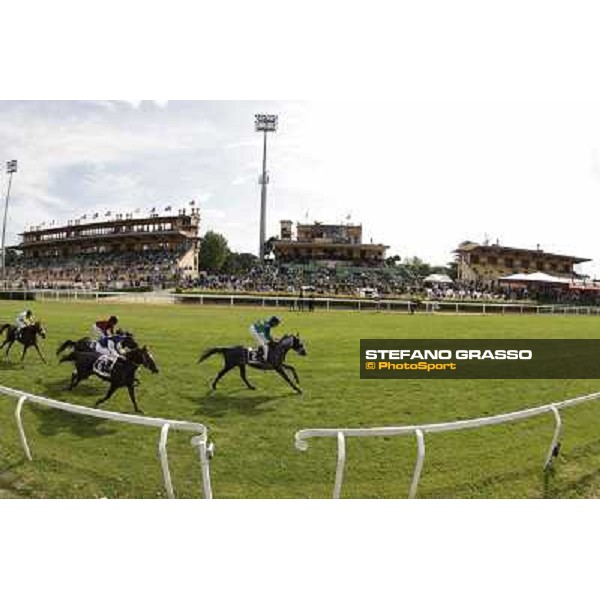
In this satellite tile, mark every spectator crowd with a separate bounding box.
[4,253,600,306]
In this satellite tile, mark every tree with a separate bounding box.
[402,256,432,279]
[445,260,458,281]
[198,231,230,272]
[385,254,401,267]
[224,252,258,274]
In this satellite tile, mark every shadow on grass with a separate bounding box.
[194,389,285,418]
[0,458,32,498]
[26,402,118,439]
[421,437,600,499]
[0,359,27,371]
[38,378,105,399]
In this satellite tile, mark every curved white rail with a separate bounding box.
[0,384,213,499]
[295,390,600,498]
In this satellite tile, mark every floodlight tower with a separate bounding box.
[255,113,278,261]
[1,160,17,285]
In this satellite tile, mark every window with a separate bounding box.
[504,257,514,268]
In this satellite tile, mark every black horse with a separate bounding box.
[198,333,307,393]
[0,321,47,363]
[59,346,159,413]
[56,334,137,357]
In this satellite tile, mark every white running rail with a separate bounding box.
[295,390,600,499]
[0,384,214,499]
[3,287,600,315]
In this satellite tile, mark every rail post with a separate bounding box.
[158,423,175,499]
[333,432,346,499]
[544,406,563,470]
[15,395,32,461]
[409,429,425,499]
[192,435,214,499]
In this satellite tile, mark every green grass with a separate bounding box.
[2,300,600,498]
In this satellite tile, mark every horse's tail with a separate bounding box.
[198,347,228,363]
[56,340,75,356]
[59,351,76,364]
[0,323,10,334]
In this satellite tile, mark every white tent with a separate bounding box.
[498,272,568,284]
[423,273,453,284]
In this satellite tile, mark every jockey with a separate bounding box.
[16,308,35,333]
[95,329,131,357]
[92,315,118,340]
[249,315,280,361]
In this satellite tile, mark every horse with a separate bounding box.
[0,321,47,363]
[59,345,159,413]
[56,334,137,357]
[198,333,307,393]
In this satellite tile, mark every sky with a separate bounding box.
[2,84,600,276]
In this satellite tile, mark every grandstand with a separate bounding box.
[272,220,388,266]
[6,209,200,290]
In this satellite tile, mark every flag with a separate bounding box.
[81,214,87,219]
[93,213,99,218]
[165,205,171,211]
[189,200,195,206]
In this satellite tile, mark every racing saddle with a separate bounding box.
[93,354,123,378]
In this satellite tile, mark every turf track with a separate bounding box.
[1,299,600,498]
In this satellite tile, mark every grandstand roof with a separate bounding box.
[455,241,590,263]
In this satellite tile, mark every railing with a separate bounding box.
[2,287,600,315]
[294,390,600,499]
[0,384,214,499]
[0,289,600,316]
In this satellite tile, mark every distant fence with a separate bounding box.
[1,288,599,315]
[294,390,600,499]
[0,384,214,499]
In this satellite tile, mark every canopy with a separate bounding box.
[498,272,569,284]
[423,273,453,284]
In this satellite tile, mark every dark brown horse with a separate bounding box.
[0,321,47,363]
[198,334,307,393]
[59,345,159,413]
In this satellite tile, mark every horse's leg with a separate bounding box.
[20,344,28,362]
[34,343,47,365]
[282,363,300,384]
[211,364,235,390]
[68,370,80,390]
[238,364,256,390]
[5,340,14,358]
[127,384,143,414]
[274,366,302,394]
[95,383,117,407]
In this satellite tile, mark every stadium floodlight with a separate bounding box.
[255,114,278,261]
[1,160,18,286]
[255,113,278,132]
